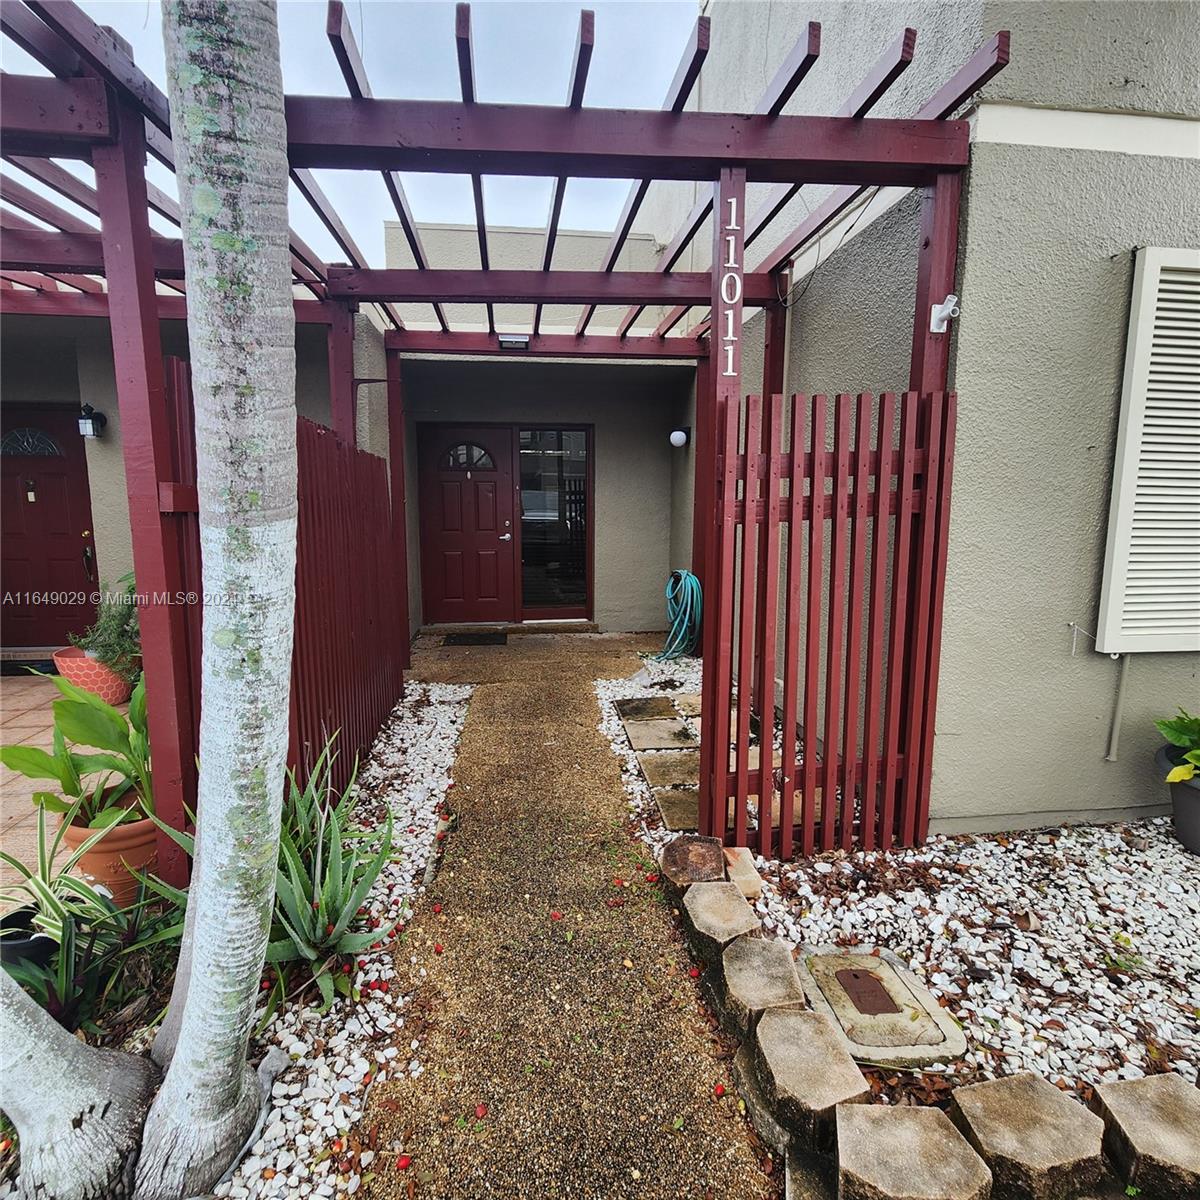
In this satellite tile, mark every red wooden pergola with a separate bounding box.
[0,2,1009,873]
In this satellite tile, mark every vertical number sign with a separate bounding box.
[713,168,746,385]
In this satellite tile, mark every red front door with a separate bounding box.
[1,405,99,647]
[418,425,517,623]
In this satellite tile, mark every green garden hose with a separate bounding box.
[654,569,703,660]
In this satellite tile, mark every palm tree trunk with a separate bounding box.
[0,971,159,1200]
[135,3,298,1196]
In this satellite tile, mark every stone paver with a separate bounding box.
[950,1072,1103,1200]
[659,833,725,894]
[1093,1072,1200,1198]
[637,749,700,788]
[623,717,696,751]
[723,845,763,898]
[683,881,760,959]
[731,1043,791,1157]
[836,1105,992,1200]
[798,947,966,1066]
[674,693,702,717]
[614,696,678,721]
[720,934,806,1035]
[654,788,698,831]
[753,1009,868,1150]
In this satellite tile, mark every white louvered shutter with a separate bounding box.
[1097,246,1200,654]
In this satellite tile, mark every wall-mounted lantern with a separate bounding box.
[669,427,691,449]
[78,404,107,438]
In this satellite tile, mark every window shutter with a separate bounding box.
[1097,246,1200,654]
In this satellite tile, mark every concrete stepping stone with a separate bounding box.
[719,934,806,1036]
[836,1105,991,1200]
[950,1072,1103,1200]
[637,748,700,788]
[731,1043,791,1157]
[623,716,696,750]
[797,946,966,1066]
[654,788,698,831]
[659,834,725,895]
[674,692,702,716]
[615,695,677,720]
[1092,1072,1200,1198]
[723,845,763,898]
[753,1009,868,1151]
[682,881,760,959]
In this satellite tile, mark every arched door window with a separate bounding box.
[1,428,63,457]
[440,441,495,471]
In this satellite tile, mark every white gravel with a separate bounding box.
[213,680,472,1199]
[596,658,1200,1098]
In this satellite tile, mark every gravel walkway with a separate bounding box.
[362,634,777,1200]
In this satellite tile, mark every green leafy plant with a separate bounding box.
[267,746,396,1011]
[0,671,153,825]
[1,806,184,1033]
[68,574,141,683]
[1155,708,1200,784]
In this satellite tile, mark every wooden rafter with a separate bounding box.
[385,330,707,359]
[532,8,594,336]
[326,0,448,332]
[455,3,494,335]
[572,14,710,336]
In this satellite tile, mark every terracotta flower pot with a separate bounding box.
[61,813,157,907]
[53,646,135,705]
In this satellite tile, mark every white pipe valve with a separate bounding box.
[930,293,961,334]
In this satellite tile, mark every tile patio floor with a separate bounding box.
[0,673,58,894]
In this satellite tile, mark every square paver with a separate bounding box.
[624,717,696,751]
[654,788,699,830]
[674,693,702,717]
[637,749,700,788]
[615,696,677,721]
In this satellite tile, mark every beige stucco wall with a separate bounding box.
[384,223,669,334]
[637,0,1200,831]
[398,357,693,634]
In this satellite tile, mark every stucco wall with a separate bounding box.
[353,311,388,462]
[637,0,1200,831]
[398,358,693,634]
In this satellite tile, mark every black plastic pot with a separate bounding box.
[0,906,55,967]
[1157,745,1200,855]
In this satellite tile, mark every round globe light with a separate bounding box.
[669,429,689,448]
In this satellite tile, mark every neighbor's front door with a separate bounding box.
[418,425,517,624]
[1,405,99,647]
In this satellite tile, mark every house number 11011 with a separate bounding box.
[720,195,742,378]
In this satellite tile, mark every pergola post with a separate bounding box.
[386,351,412,668]
[690,353,712,587]
[327,299,356,442]
[909,170,961,394]
[92,101,194,887]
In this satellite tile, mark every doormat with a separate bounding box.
[441,632,508,647]
[0,659,54,676]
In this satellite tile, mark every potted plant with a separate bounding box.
[0,672,156,904]
[54,574,140,705]
[1155,708,1200,855]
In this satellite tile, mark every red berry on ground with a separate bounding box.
[550,911,563,921]
[475,1103,488,1119]
[342,963,351,974]
[395,1154,412,1170]
[434,943,444,954]
[260,979,270,990]
[645,873,659,883]
[688,967,700,979]
[380,981,389,992]
[613,878,624,888]
[714,1084,726,1097]
[433,903,442,914]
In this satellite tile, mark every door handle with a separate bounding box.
[499,533,512,541]
[82,544,95,582]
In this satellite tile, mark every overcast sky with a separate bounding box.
[1,0,701,266]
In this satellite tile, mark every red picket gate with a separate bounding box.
[164,360,406,804]
[699,391,957,856]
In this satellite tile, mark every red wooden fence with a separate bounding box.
[699,391,956,856]
[164,360,406,803]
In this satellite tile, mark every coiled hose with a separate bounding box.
[654,569,702,660]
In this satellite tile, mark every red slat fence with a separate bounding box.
[164,359,406,803]
[699,390,956,856]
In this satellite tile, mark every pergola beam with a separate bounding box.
[325,0,447,332]
[756,30,1010,276]
[283,99,968,182]
[0,75,112,157]
[574,13,709,335]
[0,224,185,276]
[744,27,917,249]
[327,267,777,305]
[533,8,594,335]
[0,288,337,323]
[5,153,182,227]
[385,330,707,360]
